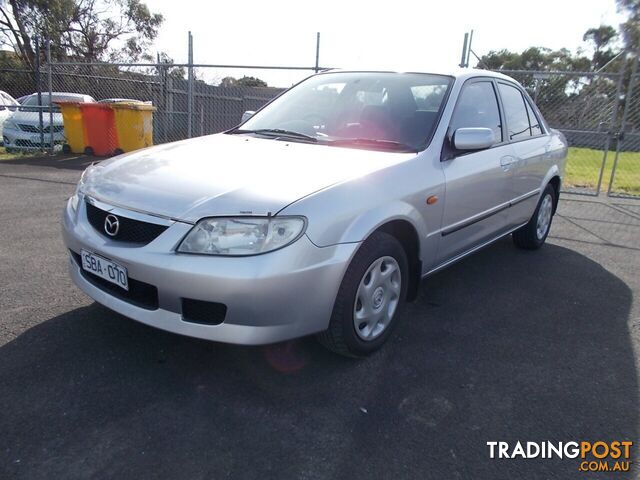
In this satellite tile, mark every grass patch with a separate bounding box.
[0,146,41,161]
[565,147,640,195]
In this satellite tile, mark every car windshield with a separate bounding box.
[19,95,85,113]
[234,72,452,152]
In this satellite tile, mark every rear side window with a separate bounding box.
[498,83,533,140]
[525,99,543,136]
[450,81,502,142]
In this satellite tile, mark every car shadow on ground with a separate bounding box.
[0,239,636,479]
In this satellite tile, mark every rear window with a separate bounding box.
[20,95,90,112]
[525,99,543,136]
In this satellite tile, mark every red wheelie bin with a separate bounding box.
[79,103,119,156]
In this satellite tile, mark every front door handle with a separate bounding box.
[500,156,517,171]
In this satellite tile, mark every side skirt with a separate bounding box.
[423,222,528,278]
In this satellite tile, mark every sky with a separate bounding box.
[148,0,626,87]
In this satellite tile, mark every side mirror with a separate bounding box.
[241,110,255,123]
[452,127,496,150]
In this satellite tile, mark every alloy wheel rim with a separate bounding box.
[353,256,401,341]
[536,194,553,240]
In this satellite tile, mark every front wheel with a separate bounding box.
[317,231,408,357]
[513,184,556,250]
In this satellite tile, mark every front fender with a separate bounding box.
[335,200,428,246]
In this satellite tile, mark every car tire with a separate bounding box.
[513,184,556,250]
[317,231,409,357]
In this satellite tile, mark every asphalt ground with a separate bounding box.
[1,154,639,479]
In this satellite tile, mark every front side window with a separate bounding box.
[498,83,533,140]
[450,81,502,142]
[236,72,453,152]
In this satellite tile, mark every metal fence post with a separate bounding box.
[465,30,474,67]
[187,31,193,138]
[167,75,174,142]
[46,38,54,154]
[595,56,627,195]
[607,52,638,196]
[315,32,320,73]
[34,35,45,152]
[459,33,469,68]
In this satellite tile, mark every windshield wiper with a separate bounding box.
[328,138,416,152]
[229,128,318,143]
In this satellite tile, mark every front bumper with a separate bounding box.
[62,197,358,345]
[3,125,64,151]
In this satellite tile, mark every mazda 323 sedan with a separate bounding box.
[62,69,567,356]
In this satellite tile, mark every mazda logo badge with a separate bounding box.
[104,214,120,237]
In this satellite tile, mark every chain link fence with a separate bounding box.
[0,51,638,199]
[0,62,303,151]
[491,68,630,196]
[608,61,640,198]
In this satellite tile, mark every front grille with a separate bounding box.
[71,251,159,310]
[18,124,64,133]
[182,298,227,325]
[85,201,168,245]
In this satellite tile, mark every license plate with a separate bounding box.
[81,249,129,291]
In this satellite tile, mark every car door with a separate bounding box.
[436,78,515,264]
[496,82,549,227]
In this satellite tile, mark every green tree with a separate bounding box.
[0,0,163,67]
[220,76,268,88]
[617,0,640,50]
[236,76,267,87]
[219,76,237,87]
[583,25,619,70]
[157,51,185,80]
[480,46,590,72]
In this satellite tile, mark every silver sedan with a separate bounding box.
[62,69,567,356]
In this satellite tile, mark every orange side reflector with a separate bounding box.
[426,195,438,205]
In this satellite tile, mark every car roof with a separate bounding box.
[318,68,516,83]
[98,98,146,103]
[24,92,93,100]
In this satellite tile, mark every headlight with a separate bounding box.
[178,216,306,256]
[69,191,81,212]
[69,163,99,213]
[3,119,17,130]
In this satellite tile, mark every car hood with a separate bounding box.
[9,110,63,125]
[81,133,416,222]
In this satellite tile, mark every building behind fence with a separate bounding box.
[0,44,638,198]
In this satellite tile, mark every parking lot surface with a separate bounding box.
[1,155,639,479]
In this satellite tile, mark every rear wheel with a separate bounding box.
[513,184,556,250]
[317,232,408,357]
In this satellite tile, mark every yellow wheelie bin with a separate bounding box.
[56,102,87,154]
[110,102,156,153]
